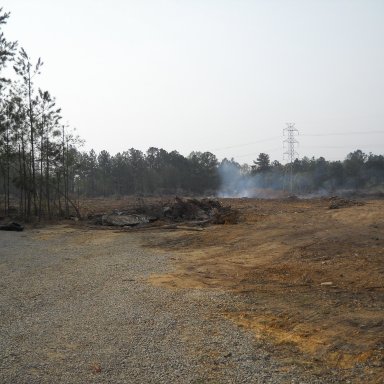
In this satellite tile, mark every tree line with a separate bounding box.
[0,8,81,219]
[1,8,383,220]
[52,148,384,198]
[72,148,220,197]
[254,150,384,193]
[216,150,384,197]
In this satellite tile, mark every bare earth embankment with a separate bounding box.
[0,197,383,383]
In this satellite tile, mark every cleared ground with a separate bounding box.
[0,220,343,384]
[145,197,384,382]
[1,197,383,383]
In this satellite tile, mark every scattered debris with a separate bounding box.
[101,213,154,226]
[121,224,205,232]
[90,362,102,374]
[90,197,239,228]
[328,197,365,209]
[286,195,299,201]
[0,222,24,231]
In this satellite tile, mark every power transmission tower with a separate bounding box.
[283,123,299,193]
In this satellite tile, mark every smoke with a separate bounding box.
[217,162,384,198]
[217,162,286,198]
[217,162,253,198]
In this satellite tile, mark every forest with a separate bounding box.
[1,8,383,220]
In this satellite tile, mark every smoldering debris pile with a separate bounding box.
[328,196,365,210]
[91,197,239,229]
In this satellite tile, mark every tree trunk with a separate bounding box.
[45,134,51,218]
[28,71,37,216]
[39,133,43,220]
[18,143,23,217]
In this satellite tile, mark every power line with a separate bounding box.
[301,144,384,149]
[283,123,299,164]
[283,123,299,193]
[213,130,383,153]
[213,136,280,151]
[301,130,384,137]
[234,146,282,159]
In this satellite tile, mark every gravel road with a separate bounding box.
[0,226,341,383]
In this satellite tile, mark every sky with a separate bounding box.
[1,0,383,164]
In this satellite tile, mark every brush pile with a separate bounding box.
[91,197,239,228]
[328,196,365,209]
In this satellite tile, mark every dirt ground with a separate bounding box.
[1,196,383,382]
[141,197,384,382]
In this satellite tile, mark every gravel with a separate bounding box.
[0,227,342,383]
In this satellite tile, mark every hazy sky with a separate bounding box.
[2,0,383,164]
